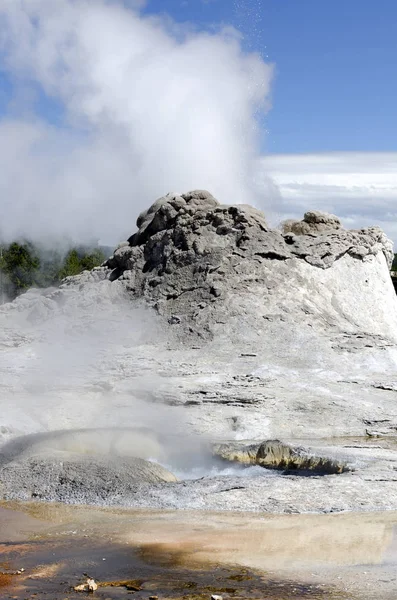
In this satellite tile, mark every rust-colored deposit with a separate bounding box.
[2,501,397,599]
[0,571,14,589]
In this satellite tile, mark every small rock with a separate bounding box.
[210,286,222,298]
[87,578,98,592]
[168,315,181,324]
[366,429,383,438]
[211,595,223,600]
[74,578,98,593]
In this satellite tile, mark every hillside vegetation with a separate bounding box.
[0,241,106,302]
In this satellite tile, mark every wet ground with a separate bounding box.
[1,503,397,599]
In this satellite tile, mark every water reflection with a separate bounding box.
[2,503,397,598]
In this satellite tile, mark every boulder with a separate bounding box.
[212,442,259,465]
[282,211,342,235]
[213,440,350,475]
[255,440,350,474]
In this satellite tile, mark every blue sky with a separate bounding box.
[145,0,397,154]
[2,0,395,155]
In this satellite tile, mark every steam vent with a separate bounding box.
[81,189,397,343]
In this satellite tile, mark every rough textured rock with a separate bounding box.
[0,446,177,504]
[0,453,177,502]
[213,440,350,474]
[282,210,342,235]
[255,440,349,474]
[213,442,259,465]
[96,190,396,341]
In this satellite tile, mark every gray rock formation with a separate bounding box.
[92,189,396,341]
[282,210,342,235]
[255,439,349,473]
[213,439,350,474]
[6,189,396,345]
[0,453,177,503]
[0,429,178,503]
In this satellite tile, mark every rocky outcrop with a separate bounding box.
[255,440,350,474]
[86,189,396,341]
[213,441,259,465]
[282,210,342,235]
[2,189,395,345]
[10,189,391,343]
[105,189,393,278]
[214,440,351,475]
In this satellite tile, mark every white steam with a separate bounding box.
[0,283,216,473]
[0,0,273,245]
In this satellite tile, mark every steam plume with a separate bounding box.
[0,0,273,245]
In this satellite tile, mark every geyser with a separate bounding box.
[1,190,397,512]
[0,0,273,245]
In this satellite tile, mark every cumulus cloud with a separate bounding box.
[259,152,397,244]
[0,0,273,245]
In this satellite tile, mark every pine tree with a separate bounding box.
[58,249,83,279]
[0,242,40,297]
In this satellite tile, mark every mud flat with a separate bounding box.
[1,501,397,599]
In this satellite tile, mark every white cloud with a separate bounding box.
[0,0,273,245]
[258,152,397,245]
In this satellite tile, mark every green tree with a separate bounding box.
[0,241,107,302]
[0,242,40,298]
[80,248,105,271]
[58,247,105,280]
[36,248,64,288]
[392,254,397,272]
[58,249,83,279]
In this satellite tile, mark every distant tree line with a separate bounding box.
[0,241,107,302]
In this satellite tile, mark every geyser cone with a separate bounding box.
[95,189,397,344]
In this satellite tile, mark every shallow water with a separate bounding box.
[1,502,397,599]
